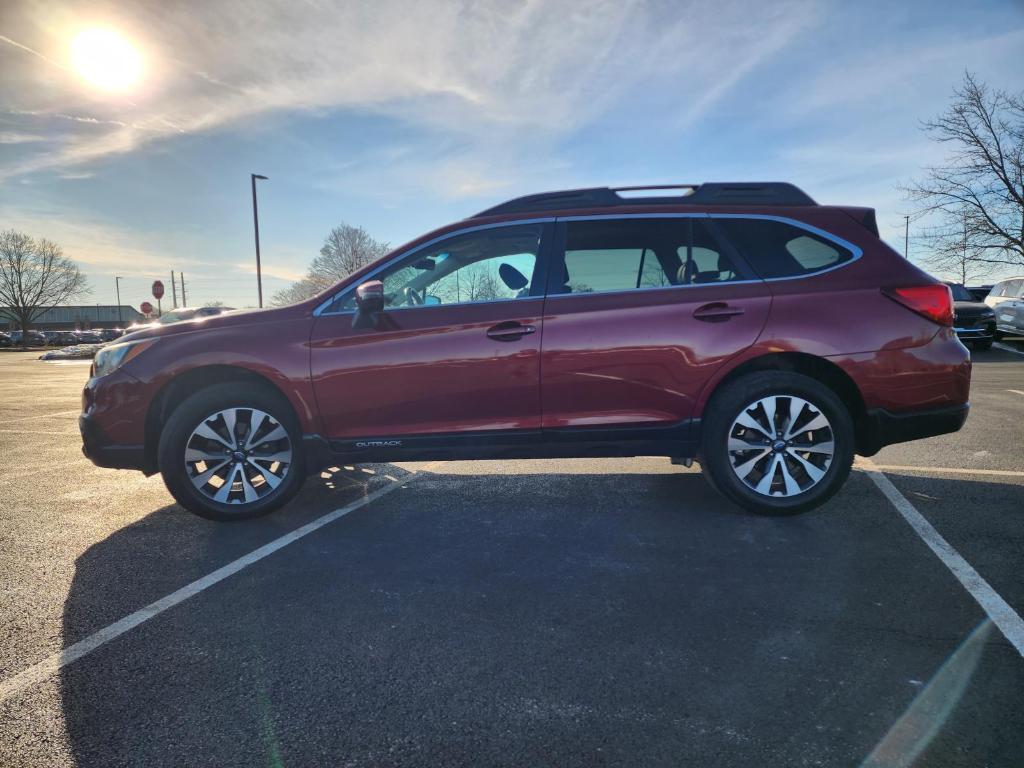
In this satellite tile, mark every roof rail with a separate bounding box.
[472,182,816,218]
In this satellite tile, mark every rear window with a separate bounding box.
[715,218,854,279]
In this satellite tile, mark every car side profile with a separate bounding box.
[984,276,1024,338]
[80,183,971,520]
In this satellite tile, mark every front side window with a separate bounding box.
[332,224,542,312]
[556,218,741,295]
[715,217,854,279]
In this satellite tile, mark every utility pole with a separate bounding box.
[251,173,269,308]
[115,276,123,325]
[904,215,910,258]
[171,270,178,308]
[180,272,187,307]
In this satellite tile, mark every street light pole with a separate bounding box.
[904,215,910,259]
[251,173,268,308]
[115,276,123,325]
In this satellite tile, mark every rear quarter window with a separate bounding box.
[715,217,855,279]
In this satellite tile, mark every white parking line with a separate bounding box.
[4,410,80,423]
[860,458,1024,658]
[864,464,1024,479]
[0,462,440,703]
[1008,389,1024,398]
[994,342,1024,357]
[0,429,80,436]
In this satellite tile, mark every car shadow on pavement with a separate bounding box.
[54,466,1024,768]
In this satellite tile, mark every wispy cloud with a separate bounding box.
[0,131,47,144]
[0,0,814,180]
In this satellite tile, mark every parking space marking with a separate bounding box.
[861,458,1024,658]
[0,429,80,436]
[4,410,81,423]
[1008,389,1024,398]
[994,342,1024,358]
[864,464,1024,479]
[0,462,441,703]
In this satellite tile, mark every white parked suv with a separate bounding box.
[984,277,1024,339]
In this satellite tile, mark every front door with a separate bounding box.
[540,215,771,429]
[310,222,549,441]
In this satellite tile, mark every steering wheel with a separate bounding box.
[401,286,425,306]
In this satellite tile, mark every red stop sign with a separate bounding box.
[152,280,165,300]
[140,301,154,315]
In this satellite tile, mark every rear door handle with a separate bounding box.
[486,321,536,341]
[693,302,745,322]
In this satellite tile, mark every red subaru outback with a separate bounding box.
[81,183,970,520]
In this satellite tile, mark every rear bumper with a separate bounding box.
[859,402,969,456]
[79,414,147,471]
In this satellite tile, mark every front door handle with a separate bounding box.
[693,302,745,322]
[486,321,536,341]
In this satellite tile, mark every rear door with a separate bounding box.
[310,222,551,440]
[539,215,771,429]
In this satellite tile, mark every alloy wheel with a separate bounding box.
[726,395,834,498]
[184,407,292,505]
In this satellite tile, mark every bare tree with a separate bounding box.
[917,209,998,286]
[272,224,390,305]
[0,230,89,347]
[905,73,1024,270]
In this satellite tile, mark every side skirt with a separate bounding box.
[303,420,700,469]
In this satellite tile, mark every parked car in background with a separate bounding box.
[99,328,125,342]
[75,330,104,344]
[81,182,971,521]
[945,283,996,350]
[966,285,993,302]
[984,277,1024,339]
[0,332,11,348]
[10,330,46,347]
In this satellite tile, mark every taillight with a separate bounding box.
[883,285,954,326]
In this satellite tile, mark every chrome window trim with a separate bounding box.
[314,212,864,314]
[548,212,863,299]
[313,218,554,316]
[707,213,863,280]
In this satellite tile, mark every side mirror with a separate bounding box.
[355,280,384,312]
[353,280,385,329]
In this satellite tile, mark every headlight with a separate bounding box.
[93,338,158,377]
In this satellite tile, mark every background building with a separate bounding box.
[0,305,144,331]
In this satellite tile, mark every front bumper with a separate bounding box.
[79,413,147,470]
[859,402,969,456]
[953,322,995,341]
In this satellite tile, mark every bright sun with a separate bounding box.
[70,27,142,92]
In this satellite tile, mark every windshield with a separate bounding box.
[946,284,973,301]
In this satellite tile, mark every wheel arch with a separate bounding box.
[143,365,302,474]
[699,351,870,454]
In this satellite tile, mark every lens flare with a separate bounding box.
[70,27,142,92]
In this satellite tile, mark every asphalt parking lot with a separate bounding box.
[0,345,1022,767]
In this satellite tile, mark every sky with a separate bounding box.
[1,0,1023,310]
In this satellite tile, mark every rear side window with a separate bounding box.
[557,218,741,295]
[715,218,854,279]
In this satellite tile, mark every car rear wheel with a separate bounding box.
[700,371,854,515]
[970,338,993,351]
[158,383,306,521]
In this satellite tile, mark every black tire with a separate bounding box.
[993,330,1005,341]
[970,338,993,351]
[158,383,306,521]
[700,371,854,515]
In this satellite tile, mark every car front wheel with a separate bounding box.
[700,371,854,515]
[158,383,306,521]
